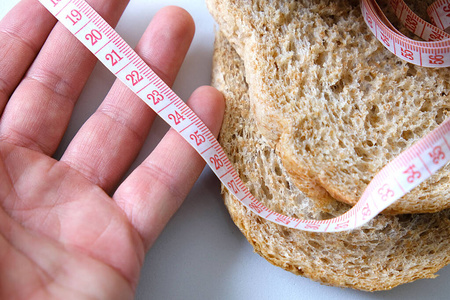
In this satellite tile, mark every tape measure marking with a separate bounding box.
[38,0,450,232]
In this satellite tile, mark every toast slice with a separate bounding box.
[212,30,450,291]
[206,0,450,214]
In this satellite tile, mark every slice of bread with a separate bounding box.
[212,30,450,291]
[206,0,450,214]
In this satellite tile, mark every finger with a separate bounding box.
[0,0,129,155]
[61,6,195,193]
[114,86,225,250]
[0,0,56,115]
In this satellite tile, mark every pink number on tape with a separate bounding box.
[38,0,450,232]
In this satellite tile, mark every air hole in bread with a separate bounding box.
[366,105,380,127]
[363,140,374,147]
[401,130,415,141]
[364,74,374,82]
[274,164,283,176]
[320,257,331,264]
[354,146,367,159]
[308,240,321,249]
[331,79,344,93]
[419,99,432,112]
[314,52,326,66]
[261,181,273,200]
[406,65,417,77]
[436,107,450,124]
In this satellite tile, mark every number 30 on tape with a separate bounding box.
[38,0,450,232]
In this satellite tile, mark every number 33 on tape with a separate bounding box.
[38,0,450,232]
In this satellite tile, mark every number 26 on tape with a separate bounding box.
[210,154,224,170]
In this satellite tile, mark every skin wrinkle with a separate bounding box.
[4,154,63,236]
[23,67,81,104]
[55,161,145,288]
[0,77,10,102]
[0,27,42,56]
[0,76,77,154]
[61,120,139,192]
[0,32,38,107]
[4,226,116,300]
[0,119,49,153]
[0,36,22,98]
[96,104,148,147]
[114,157,185,249]
[139,159,186,207]
[73,210,144,290]
[0,149,15,208]
[0,210,57,299]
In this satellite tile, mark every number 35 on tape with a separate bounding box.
[38,0,450,232]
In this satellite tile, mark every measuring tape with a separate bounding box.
[38,0,450,232]
[361,0,450,67]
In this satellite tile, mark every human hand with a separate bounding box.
[0,0,224,299]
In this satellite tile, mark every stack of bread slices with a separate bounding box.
[207,0,450,291]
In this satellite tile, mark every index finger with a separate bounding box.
[0,0,56,114]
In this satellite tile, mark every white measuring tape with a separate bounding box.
[37,0,450,232]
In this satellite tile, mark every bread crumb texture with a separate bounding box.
[207,0,450,214]
[210,7,450,290]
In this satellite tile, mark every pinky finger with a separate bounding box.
[113,86,225,250]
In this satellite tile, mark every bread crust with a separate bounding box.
[212,29,450,291]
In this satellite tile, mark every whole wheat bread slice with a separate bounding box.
[206,0,450,214]
[212,30,450,291]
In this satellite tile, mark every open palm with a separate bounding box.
[0,0,224,299]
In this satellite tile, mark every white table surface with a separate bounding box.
[1,0,450,299]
